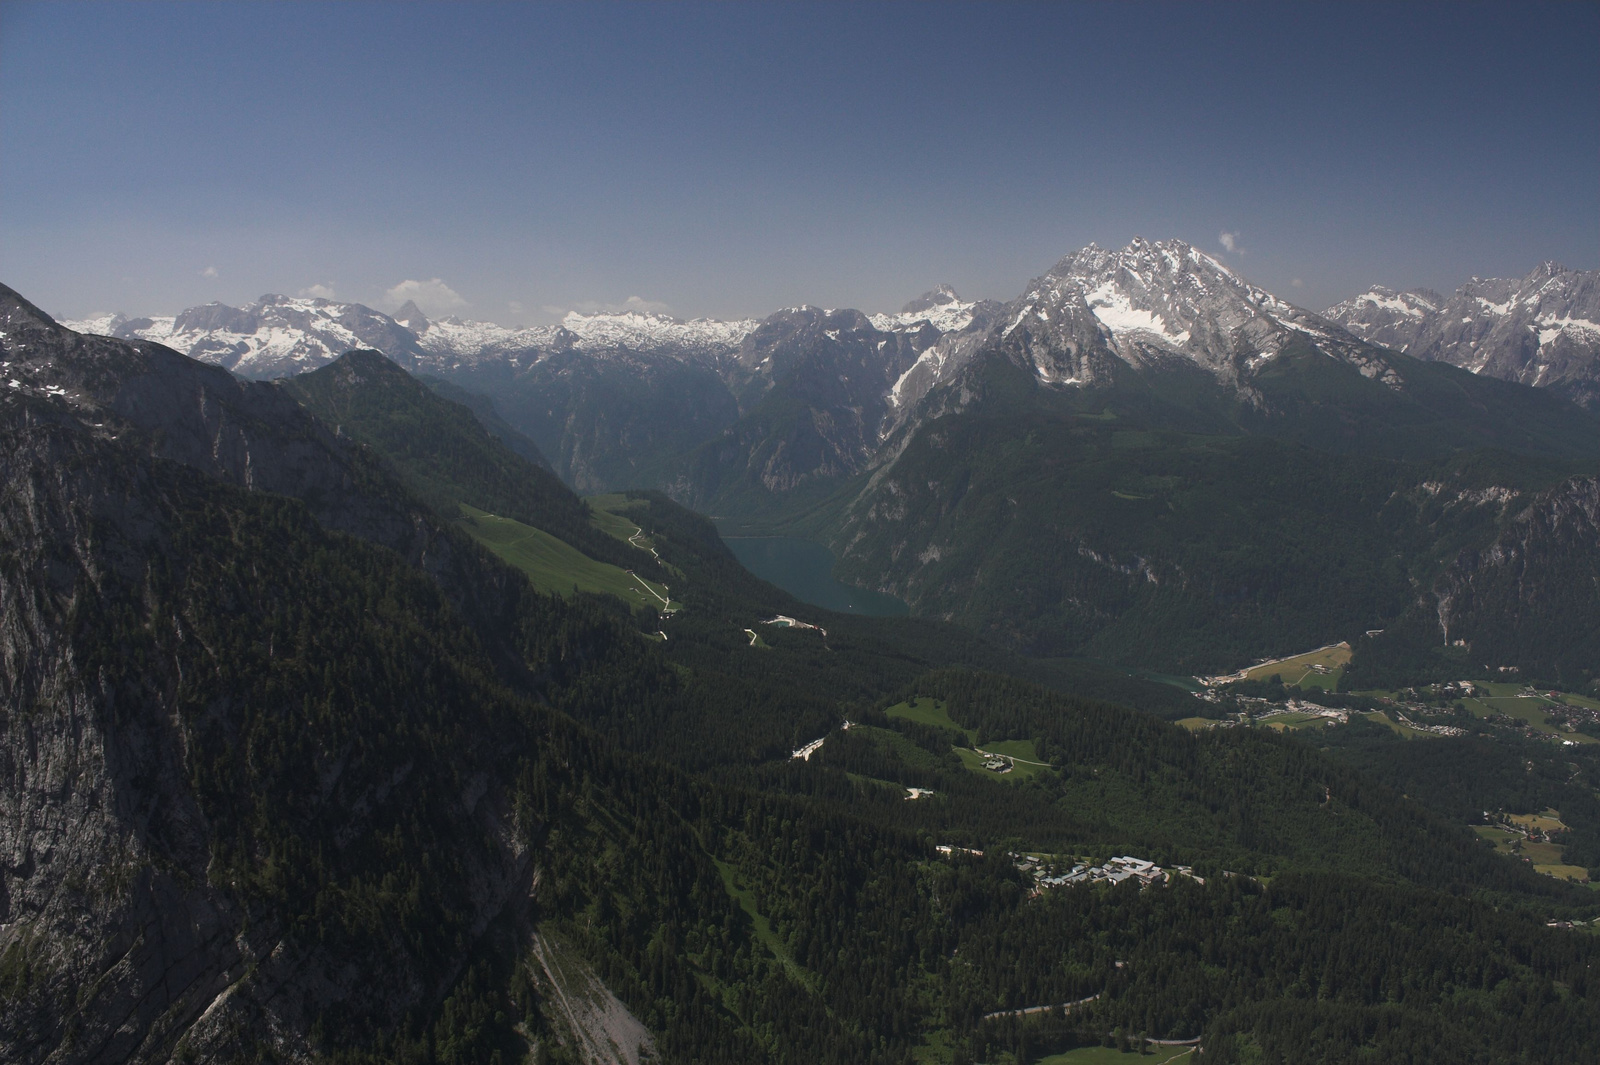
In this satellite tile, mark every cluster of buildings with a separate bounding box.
[1392,712,1466,737]
[1260,700,1350,725]
[761,614,827,637]
[790,720,853,761]
[979,752,1014,773]
[1017,854,1202,891]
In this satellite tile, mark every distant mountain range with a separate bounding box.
[60,241,1600,499]
[51,241,1600,674]
[1324,261,1600,409]
[64,242,1600,408]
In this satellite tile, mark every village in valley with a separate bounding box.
[1182,641,1600,748]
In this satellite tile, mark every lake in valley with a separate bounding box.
[723,536,909,616]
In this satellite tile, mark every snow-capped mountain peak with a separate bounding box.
[555,309,759,354]
[62,294,426,378]
[1325,262,1600,406]
[883,237,1394,425]
[999,237,1371,383]
[1321,287,1444,352]
[870,285,983,334]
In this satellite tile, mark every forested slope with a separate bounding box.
[4,287,1597,1064]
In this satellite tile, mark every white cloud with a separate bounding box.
[1291,278,1304,289]
[299,283,337,299]
[384,278,468,314]
[1218,232,1242,254]
[507,300,525,314]
[200,265,219,278]
[569,295,672,316]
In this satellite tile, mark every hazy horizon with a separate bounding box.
[3,1,1595,327]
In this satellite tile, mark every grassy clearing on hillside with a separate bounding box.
[1459,692,1599,744]
[887,699,1054,782]
[1358,710,1442,740]
[1509,809,1567,833]
[586,492,649,542]
[954,746,1050,782]
[1475,817,1589,883]
[1242,643,1352,685]
[713,859,814,990]
[982,738,1049,764]
[1175,717,1218,731]
[458,504,678,610]
[887,697,974,740]
[1474,826,1519,851]
[1261,712,1333,731]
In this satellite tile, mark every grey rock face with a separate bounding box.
[885,237,1399,433]
[65,293,433,379]
[899,284,963,316]
[0,286,569,1060]
[1326,264,1600,408]
[1320,287,1444,352]
[675,307,935,505]
[1425,476,1600,683]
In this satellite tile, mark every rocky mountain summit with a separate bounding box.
[65,293,431,378]
[885,237,1399,431]
[1326,262,1600,408]
[58,240,1600,507]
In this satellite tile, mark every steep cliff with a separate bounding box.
[0,286,665,1061]
[1430,476,1600,688]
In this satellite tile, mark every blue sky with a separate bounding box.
[2,1,1595,324]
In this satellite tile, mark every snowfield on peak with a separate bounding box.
[1004,235,1369,382]
[1324,262,1600,408]
[557,310,758,353]
[63,295,424,378]
[880,237,1398,428]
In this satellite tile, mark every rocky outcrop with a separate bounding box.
[1327,263,1600,409]
[0,285,637,1061]
[529,931,658,1065]
[1427,476,1600,686]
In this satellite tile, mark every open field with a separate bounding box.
[1240,642,1351,684]
[1520,840,1567,865]
[458,504,678,610]
[1476,816,1589,882]
[1509,809,1567,833]
[954,746,1051,782]
[1359,710,1443,740]
[1175,717,1217,731]
[1555,691,1600,712]
[1037,1045,1196,1065]
[1518,842,1589,881]
[585,492,648,545]
[886,697,973,738]
[1260,712,1334,731]
[1461,693,1598,744]
[1203,642,1352,688]
[1474,826,1520,852]
[887,700,1054,782]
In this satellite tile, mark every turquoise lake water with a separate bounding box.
[724,537,909,617]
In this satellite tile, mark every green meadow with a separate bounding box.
[458,503,677,610]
